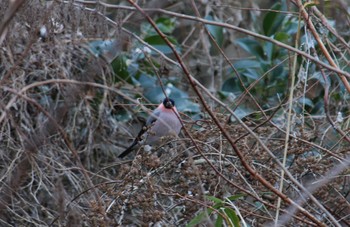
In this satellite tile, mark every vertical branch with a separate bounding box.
[275,11,301,225]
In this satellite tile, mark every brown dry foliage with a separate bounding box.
[0,0,349,226]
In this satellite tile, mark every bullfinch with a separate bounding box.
[118,98,182,158]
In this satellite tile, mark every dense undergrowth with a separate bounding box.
[0,0,349,226]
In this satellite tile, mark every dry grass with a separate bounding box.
[0,0,349,226]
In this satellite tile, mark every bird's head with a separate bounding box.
[163,98,175,109]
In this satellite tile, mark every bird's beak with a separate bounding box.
[165,101,173,108]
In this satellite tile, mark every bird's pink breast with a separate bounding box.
[143,110,181,145]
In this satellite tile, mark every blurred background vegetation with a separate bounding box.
[0,0,349,226]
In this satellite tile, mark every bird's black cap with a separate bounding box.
[163,98,175,109]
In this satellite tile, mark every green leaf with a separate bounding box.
[298,97,314,107]
[138,73,157,88]
[186,210,208,227]
[263,2,287,36]
[156,17,176,34]
[218,91,236,100]
[176,98,201,113]
[205,15,224,47]
[236,38,265,60]
[311,99,325,115]
[233,60,261,69]
[206,195,224,204]
[242,68,260,80]
[265,40,274,62]
[222,78,242,94]
[224,208,240,227]
[215,214,224,227]
[141,17,176,35]
[144,35,180,54]
[226,194,245,201]
[111,55,130,82]
[144,87,163,103]
[284,18,300,35]
[271,63,285,79]
[274,32,290,42]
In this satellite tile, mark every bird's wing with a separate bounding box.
[118,107,162,158]
[124,108,159,140]
[134,108,161,139]
[146,108,161,126]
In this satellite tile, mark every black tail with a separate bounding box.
[118,140,137,158]
[119,124,147,158]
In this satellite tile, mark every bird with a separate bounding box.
[118,98,182,158]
